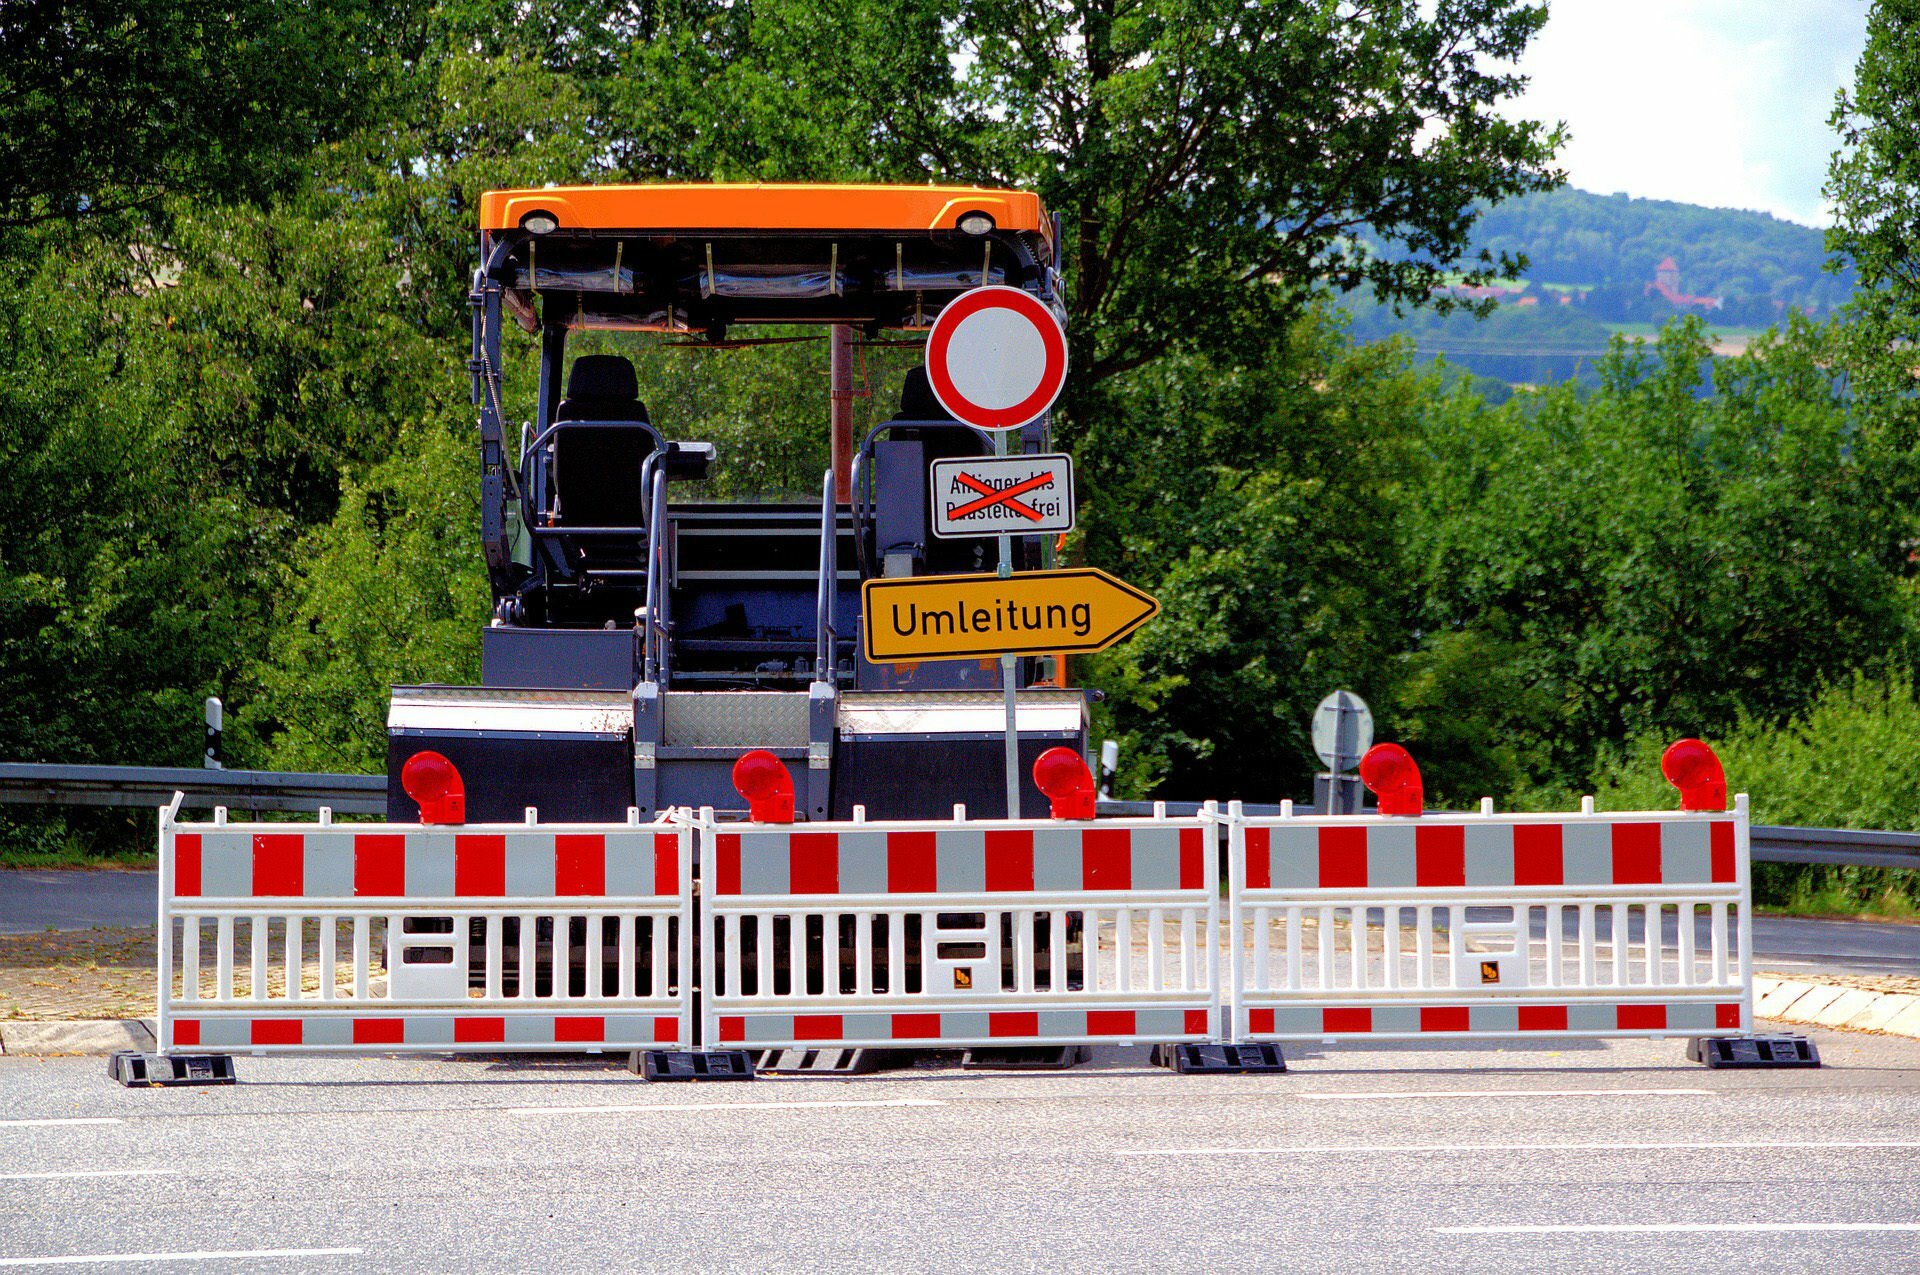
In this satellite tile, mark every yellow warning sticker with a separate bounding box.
[1479,959,1501,984]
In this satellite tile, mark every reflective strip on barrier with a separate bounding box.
[157,811,696,1054]
[698,812,1219,1050]
[1219,796,1753,1043]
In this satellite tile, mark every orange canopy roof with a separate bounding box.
[479,183,1051,244]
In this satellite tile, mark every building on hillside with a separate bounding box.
[1646,256,1723,311]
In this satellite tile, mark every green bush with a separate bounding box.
[1583,673,1920,918]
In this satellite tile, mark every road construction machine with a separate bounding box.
[384,184,1087,826]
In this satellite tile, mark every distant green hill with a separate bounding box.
[1470,186,1850,308]
[1346,187,1853,387]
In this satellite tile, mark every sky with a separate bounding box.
[1502,0,1870,227]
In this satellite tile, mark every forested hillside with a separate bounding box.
[1472,186,1851,308]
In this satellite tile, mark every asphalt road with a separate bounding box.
[1,1031,1917,1270]
[7,869,1914,975]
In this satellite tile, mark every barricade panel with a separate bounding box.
[698,814,1219,1049]
[157,810,695,1053]
[1220,797,1753,1043]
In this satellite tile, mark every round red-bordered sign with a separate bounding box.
[925,286,1068,430]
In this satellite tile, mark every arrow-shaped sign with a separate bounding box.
[861,567,1160,663]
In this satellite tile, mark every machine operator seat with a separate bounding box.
[876,367,993,577]
[552,353,655,529]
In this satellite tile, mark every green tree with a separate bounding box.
[1826,0,1920,339]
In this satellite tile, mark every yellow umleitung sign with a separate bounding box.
[861,568,1160,663]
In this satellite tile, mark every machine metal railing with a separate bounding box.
[814,469,838,683]
[641,466,672,685]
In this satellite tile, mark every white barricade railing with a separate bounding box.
[696,808,1219,1049]
[1214,795,1752,1043]
[157,802,694,1053]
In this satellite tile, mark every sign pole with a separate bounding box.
[995,428,1020,819]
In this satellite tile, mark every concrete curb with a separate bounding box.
[1755,976,1920,1038]
[0,1020,155,1056]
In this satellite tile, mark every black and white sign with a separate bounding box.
[930,454,1075,539]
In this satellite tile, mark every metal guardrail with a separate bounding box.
[1749,825,1920,871]
[3,765,1918,868]
[0,764,385,815]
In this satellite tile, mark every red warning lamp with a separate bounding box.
[401,750,466,825]
[733,749,795,823]
[1033,747,1097,820]
[1359,742,1424,817]
[1661,738,1727,812]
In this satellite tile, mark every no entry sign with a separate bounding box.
[926,286,1068,430]
[930,453,1074,539]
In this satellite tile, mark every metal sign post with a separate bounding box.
[995,429,1020,817]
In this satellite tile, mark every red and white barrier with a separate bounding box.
[1216,795,1751,1044]
[156,802,694,1052]
[696,807,1219,1049]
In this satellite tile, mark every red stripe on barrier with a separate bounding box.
[1716,1003,1741,1029]
[715,834,742,896]
[718,1016,744,1043]
[1081,828,1132,890]
[1518,1005,1568,1031]
[790,832,839,894]
[174,834,202,897]
[1179,827,1206,890]
[892,1013,942,1039]
[1245,827,1271,889]
[253,833,303,896]
[455,835,506,896]
[172,1019,200,1046]
[1185,1009,1209,1035]
[1319,826,1368,888]
[555,1016,604,1043]
[1323,1007,1372,1033]
[887,831,936,893]
[252,1019,302,1046]
[1087,1010,1135,1037]
[555,834,605,896]
[1513,824,1563,885]
[1415,825,1465,887]
[354,834,405,896]
[1617,1004,1666,1030]
[654,1018,679,1044]
[454,1017,506,1043]
[985,829,1035,891]
[990,1011,1039,1037]
[653,833,679,897]
[1611,823,1662,885]
[794,1014,842,1041]
[1249,1008,1275,1034]
[1421,1006,1470,1032]
[353,1019,404,1045]
[1710,821,1736,883]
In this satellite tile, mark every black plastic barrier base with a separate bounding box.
[1151,1043,1288,1074]
[962,1045,1090,1070]
[1689,1034,1821,1069]
[631,1049,757,1081]
[109,1052,237,1088]
[757,1048,910,1076]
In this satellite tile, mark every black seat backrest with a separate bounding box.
[553,354,654,528]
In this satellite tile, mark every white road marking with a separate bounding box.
[507,1097,945,1116]
[1122,1141,1920,1157]
[0,1249,363,1268]
[0,1170,168,1182]
[1297,1088,1713,1101]
[0,1119,121,1129]
[1437,1223,1920,1235]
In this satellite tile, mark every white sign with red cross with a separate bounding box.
[925,286,1068,430]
